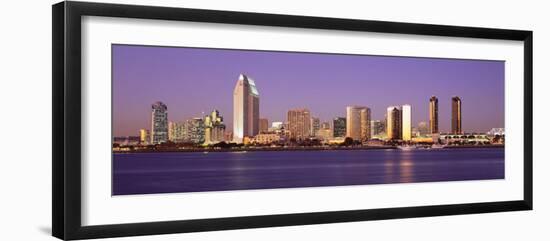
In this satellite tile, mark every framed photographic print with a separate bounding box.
[52,1,533,240]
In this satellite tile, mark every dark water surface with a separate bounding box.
[112,148,504,195]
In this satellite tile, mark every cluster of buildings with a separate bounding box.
[138,107,226,146]
[115,73,503,148]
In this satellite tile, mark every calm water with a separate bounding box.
[112,148,504,195]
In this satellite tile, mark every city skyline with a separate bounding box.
[113,44,504,136]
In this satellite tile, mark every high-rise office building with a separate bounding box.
[287,108,311,139]
[360,108,371,141]
[401,104,412,141]
[259,118,269,134]
[233,74,260,143]
[186,118,205,144]
[333,117,346,138]
[452,96,462,134]
[150,101,168,144]
[282,122,290,132]
[168,122,176,141]
[317,121,332,140]
[139,129,149,145]
[346,106,371,142]
[204,110,226,144]
[168,121,186,143]
[386,106,402,140]
[310,117,320,137]
[370,120,385,137]
[429,96,439,134]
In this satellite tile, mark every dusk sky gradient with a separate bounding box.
[113,44,504,137]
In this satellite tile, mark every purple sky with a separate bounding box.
[113,44,504,136]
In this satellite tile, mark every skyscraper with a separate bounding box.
[429,96,439,134]
[150,101,168,144]
[233,74,260,143]
[287,108,311,139]
[333,117,346,138]
[452,96,462,134]
[259,118,269,134]
[204,110,226,144]
[168,122,176,141]
[186,118,205,144]
[370,120,385,137]
[386,106,402,140]
[318,121,332,140]
[168,121,186,143]
[139,129,149,145]
[310,117,320,137]
[346,106,371,142]
[360,108,371,141]
[401,104,412,141]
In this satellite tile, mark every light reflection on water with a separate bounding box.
[384,159,394,183]
[113,148,504,195]
[397,151,415,183]
[399,159,414,183]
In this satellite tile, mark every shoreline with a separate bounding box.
[113,144,504,154]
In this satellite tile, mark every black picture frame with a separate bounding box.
[52,1,533,240]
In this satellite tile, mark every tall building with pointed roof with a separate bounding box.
[233,74,260,143]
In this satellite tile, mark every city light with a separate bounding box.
[113,75,504,152]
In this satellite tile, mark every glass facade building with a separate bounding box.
[452,96,462,134]
[204,110,226,144]
[150,101,168,144]
[287,109,311,139]
[429,96,439,134]
[386,106,402,140]
[332,117,346,138]
[346,106,371,142]
[233,74,260,143]
[401,104,412,141]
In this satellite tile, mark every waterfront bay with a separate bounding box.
[113,148,504,195]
